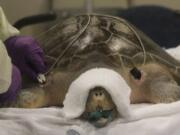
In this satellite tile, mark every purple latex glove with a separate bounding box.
[0,65,21,104]
[4,36,47,81]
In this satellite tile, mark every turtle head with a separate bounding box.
[82,86,118,127]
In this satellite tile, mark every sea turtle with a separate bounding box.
[15,14,180,127]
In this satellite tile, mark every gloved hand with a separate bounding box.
[0,65,22,105]
[4,36,47,82]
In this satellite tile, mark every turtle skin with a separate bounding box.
[14,14,180,127]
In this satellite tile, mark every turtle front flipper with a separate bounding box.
[149,77,180,103]
[16,71,71,108]
[15,87,49,108]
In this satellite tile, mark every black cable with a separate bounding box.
[13,12,57,29]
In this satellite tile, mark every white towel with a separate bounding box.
[62,68,132,119]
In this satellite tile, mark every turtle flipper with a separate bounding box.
[15,88,49,108]
[149,79,180,103]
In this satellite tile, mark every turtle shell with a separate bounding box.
[38,14,180,82]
